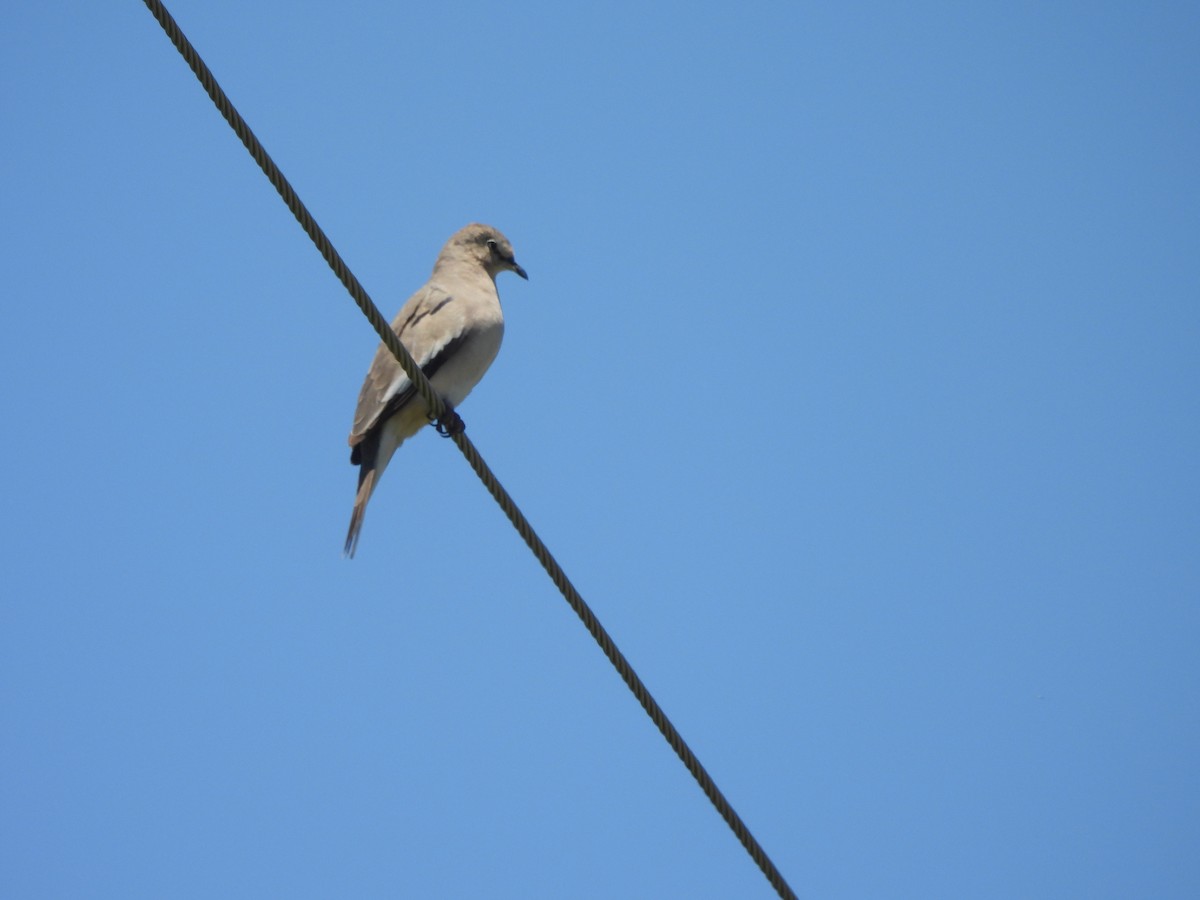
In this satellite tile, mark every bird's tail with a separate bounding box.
[343,411,416,558]
[343,465,377,558]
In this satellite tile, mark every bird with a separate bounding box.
[343,223,527,557]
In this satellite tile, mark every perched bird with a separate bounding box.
[344,223,527,557]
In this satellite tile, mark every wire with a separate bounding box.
[140,3,799,897]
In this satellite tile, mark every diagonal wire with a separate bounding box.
[139,2,798,898]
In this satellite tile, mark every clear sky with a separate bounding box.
[2,2,1197,898]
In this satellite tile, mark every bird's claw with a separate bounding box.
[432,406,465,438]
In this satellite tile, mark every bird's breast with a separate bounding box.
[430,318,504,409]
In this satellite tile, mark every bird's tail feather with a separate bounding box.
[344,420,410,558]
[343,465,377,558]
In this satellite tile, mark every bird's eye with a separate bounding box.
[486,239,498,252]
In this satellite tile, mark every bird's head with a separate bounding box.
[442,223,528,281]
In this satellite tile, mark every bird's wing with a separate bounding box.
[348,283,467,447]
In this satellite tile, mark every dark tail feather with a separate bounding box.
[344,464,377,558]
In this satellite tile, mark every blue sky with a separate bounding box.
[2,2,1198,897]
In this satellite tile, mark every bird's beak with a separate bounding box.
[512,261,528,280]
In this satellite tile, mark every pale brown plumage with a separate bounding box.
[344,224,527,557]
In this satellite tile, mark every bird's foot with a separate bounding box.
[432,406,465,438]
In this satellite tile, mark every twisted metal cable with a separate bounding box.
[452,435,799,899]
[140,2,798,897]
[139,0,442,422]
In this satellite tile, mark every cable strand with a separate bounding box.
[140,0,444,424]
[140,3,797,897]
[452,432,796,897]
